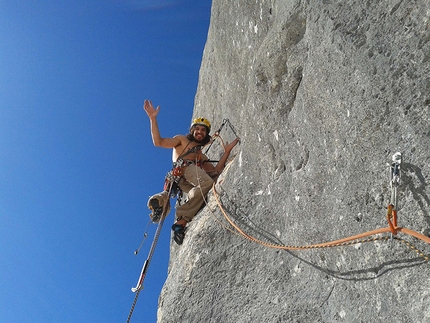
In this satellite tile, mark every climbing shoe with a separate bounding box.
[171,223,186,245]
[149,199,163,223]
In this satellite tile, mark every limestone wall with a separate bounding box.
[158,1,430,322]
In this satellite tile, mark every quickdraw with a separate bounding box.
[387,152,401,236]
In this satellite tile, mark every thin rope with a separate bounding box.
[134,220,152,255]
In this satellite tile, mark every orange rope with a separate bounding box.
[397,227,430,244]
[212,183,430,250]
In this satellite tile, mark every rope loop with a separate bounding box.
[211,183,429,256]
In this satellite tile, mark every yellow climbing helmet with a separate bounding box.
[190,117,211,132]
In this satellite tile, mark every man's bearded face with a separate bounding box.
[192,125,207,143]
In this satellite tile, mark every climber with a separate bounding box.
[143,99,240,245]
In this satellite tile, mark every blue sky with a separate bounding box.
[0,1,212,322]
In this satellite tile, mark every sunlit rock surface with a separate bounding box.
[158,1,430,322]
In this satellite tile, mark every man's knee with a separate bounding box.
[201,177,214,192]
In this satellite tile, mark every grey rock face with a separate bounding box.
[158,1,430,322]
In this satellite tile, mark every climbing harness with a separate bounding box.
[209,152,429,260]
[163,144,206,205]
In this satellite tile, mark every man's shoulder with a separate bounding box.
[172,134,191,148]
[173,134,189,143]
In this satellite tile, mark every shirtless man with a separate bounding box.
[143,100,239,244]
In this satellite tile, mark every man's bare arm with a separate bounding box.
[143,100,181,148]
[214,137,240,172]
[203,137,240,174]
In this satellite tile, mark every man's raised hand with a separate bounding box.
[143,100,160,119]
